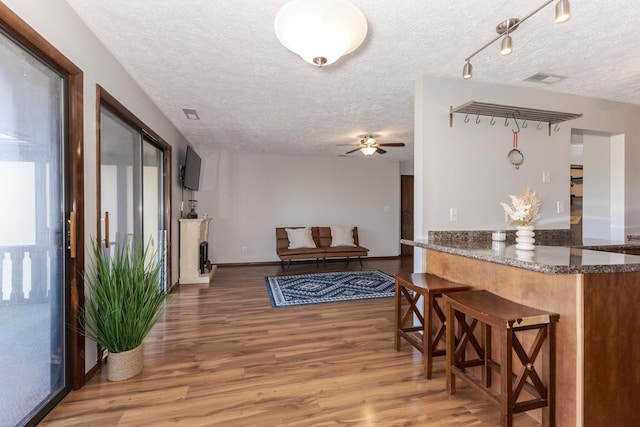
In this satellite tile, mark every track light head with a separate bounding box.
[463,61,472,79]
[500,35,513,56]
[555,0,571,23]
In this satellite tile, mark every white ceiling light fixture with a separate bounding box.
[361,145,377,156]
[274,0,368,67]
[462,0,571,79]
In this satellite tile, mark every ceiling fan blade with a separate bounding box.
[376,148,387,154]
[344,148,361,154]
[378,143,405,147]
[336,144,363,146]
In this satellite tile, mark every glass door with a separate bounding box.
[0,31,66,426]
[142,137,167,290]
[99,107,142,253]
[99,107,167,289]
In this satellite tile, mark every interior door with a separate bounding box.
[0,30,67,426]
[400,175,414,257]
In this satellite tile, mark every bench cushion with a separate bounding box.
[285,227,316,249]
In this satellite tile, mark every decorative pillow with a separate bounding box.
[285,227,316,249]
[330,226,356,247]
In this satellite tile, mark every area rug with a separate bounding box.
[265,270,395,308]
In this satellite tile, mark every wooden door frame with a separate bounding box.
[0,0,86,399]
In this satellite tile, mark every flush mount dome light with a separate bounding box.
[274,0,368,67]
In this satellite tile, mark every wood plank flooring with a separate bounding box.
[42,258,540,426]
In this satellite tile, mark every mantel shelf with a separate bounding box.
[449,101,582,135]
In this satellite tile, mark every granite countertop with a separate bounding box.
[402,234,640,274]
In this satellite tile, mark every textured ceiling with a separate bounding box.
[64,0,640,162]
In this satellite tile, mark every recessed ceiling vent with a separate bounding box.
[524,73,567,85]
[182,108,200,120]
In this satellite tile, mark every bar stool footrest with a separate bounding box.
[514,399,549,413]
[398,331,425,353]
[453,366,501,408]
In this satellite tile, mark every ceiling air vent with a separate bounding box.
[524,73,567,85]
[182,108,200,120]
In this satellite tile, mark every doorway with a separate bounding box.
[401,175,414,256]
[570,129,625,241]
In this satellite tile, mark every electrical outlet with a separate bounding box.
[241,246,247,255]
[557,201,565,214]
[384,206,390,212]
[449,208,458,222]
[543,171,551,183]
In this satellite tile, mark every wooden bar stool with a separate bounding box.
[443,290,560,427]
[394,272,471,379]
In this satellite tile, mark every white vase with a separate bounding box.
[106,344,143,381]
[515,225,535,250]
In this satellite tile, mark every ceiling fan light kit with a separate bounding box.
[274,0,368,67]
[340,135,406,156]
[462,0,571,79]
[361,146,377,156]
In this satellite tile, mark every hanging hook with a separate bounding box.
[511,113,520,133]
[504,117,510,127]
[464,113,470,123]
[490,115,496,126]
[522,119,528,128]
[475,114,481,124]
[554,123,561,132]
[536,120,544,130]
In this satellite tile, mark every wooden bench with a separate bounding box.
[443,290,560,427]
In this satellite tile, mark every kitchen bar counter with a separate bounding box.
[403,233,640,427]
[402,238,640,274]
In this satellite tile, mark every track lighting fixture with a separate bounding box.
[462,0,570,79]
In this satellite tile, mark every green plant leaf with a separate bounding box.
[80,237,168,353]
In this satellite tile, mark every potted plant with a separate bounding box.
[81,237,168,381]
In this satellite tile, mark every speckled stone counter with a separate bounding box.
[403,230,640,426]
[403,239,640,274]
[401,229,640,274]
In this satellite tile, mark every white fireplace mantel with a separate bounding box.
[179,218,216,285]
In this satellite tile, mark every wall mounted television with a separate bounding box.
[182,145,201,191]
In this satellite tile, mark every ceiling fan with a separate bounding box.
[340,135,405,156]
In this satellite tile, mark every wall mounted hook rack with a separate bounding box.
[449,101,582,136]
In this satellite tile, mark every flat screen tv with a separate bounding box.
[182,145,201,191]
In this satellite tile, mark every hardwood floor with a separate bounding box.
[42,258,540,426]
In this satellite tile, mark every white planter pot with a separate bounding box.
[105,344,143,381]
[515,225,535,251]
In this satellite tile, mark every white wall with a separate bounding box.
[196,151,401,263]
[400,160,414,175]
[4,0,190,371]
[610,134,625,240]
[414,76,640,268]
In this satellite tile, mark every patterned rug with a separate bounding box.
[265,270,395,308]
